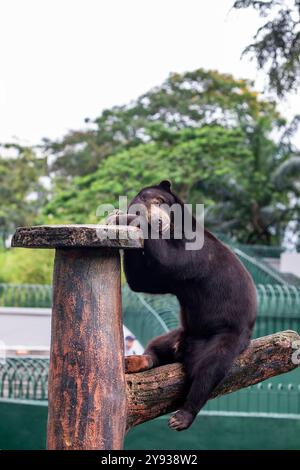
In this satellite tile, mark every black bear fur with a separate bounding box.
[121,181,257,430]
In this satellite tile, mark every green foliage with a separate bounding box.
[234,0,300,97]
[43,68,300,244]
[0,249,54,285]
[46,68,279,183]
[45,113,300,244]
[0,144,48,231]
[1,68,299,248]
[44,126,253,222]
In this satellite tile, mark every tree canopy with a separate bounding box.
[0,144,47,232]
[44,121,300,244]
[234,0,300,97]
[45,69,279,184]
[1,68,299,246]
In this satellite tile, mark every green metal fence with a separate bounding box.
[0,356,299,415]
[122,286,170,347]
[0,357,49,400]
[238,244,285,259]
[216,233,289,285]
[0,282,300,343]
[0,284,52,308]
[204,377,300,415]
[255,284,300,338]
[0,275,299,416]
[123,283,300,344]
[233,248,287,285]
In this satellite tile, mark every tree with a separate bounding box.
[44,126,252,222]
[204,113,300,243]
[8,67,294,245]
[46,69,277,184]
[44,121,300,244]
[233,0,300,97]
[0,144,48,232]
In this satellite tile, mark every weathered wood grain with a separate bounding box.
[126,330,300,429]
[12,224,144,249]
[47,248,127,450]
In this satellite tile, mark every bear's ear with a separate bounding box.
[159,180,171,191]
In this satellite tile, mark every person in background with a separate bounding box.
[125,335,139,356]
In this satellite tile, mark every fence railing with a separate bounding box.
[0,284,52,308]
[237,244,285,259]
[254,284,300,338]
[0,356,299,415]
[0,283,299,344]
[0,357,49,400]
[0,281,299,414]
[204,378,300,415]
[216,233,289,285]
[234,249,287,286]
[124,283,300,344]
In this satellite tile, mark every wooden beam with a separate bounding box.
[11,224,143,249]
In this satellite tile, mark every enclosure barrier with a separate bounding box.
[0,356,299,415]
[1,282,300,344]
[238,244,285,259]
[0,283,52,308]
[11,224,300,450]
[216,234,290,285]
[0,357,49,400]
[234,248,287,285]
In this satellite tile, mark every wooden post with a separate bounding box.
[12,225,143,450]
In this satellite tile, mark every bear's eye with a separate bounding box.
[155,197,165,204]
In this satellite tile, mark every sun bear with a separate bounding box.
[107,180,257,431]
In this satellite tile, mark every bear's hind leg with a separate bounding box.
[144,327,184,367]
[126,327,183,374]
[169,332,242,431]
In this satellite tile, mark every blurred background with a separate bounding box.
[0,0,300,449]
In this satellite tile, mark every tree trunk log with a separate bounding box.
[126,330,300,429]
[47,248,127,450]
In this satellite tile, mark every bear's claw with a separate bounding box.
[168,409,195,431]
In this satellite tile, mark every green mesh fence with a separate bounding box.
[204,378,300,415]
[0,285,299,413]
[0,356,299,414]
[123,283,300,345]
[122,286,170,347]
[233,248,287,285]
[0,284,52,308]
[237,244,285,259]
[0,282,299,343]
[255,284,300,338]
[0,357,49,400]
[216,233,289,285]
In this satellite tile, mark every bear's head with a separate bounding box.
[128,180,181,236]
[129,180,177,207]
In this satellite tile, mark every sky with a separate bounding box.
[0,0,299,146]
